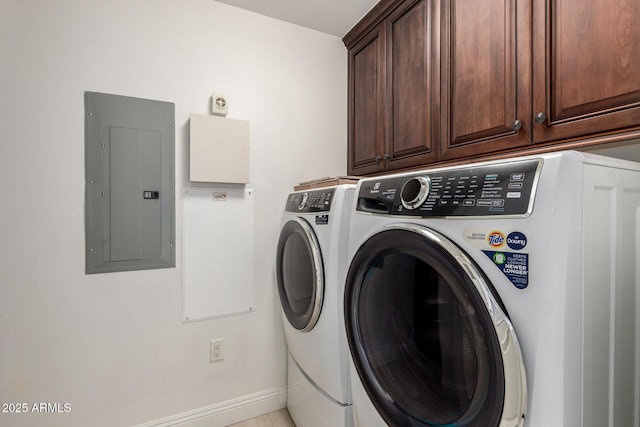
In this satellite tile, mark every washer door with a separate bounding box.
[345,224,527,426]
[276,217,324,332]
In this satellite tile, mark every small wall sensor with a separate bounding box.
[212,93,229,116]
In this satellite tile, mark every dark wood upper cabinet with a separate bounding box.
[345,0,640,175]
[533,0,640,143]
[386,0,440,169]
[349,26,386,175]
[440,0,532,160]
[346,0,439,175]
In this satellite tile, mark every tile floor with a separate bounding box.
[227,408,295,427]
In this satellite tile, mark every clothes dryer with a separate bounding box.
[344,151,640,426]
[276,185,355,427]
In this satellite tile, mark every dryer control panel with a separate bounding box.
[285,188,336,213]
[356,159,542,217]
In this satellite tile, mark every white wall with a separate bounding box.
[0,1,347,426]
[580,139,640,163]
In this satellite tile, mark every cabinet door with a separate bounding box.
[348,26,387,175]
[533,0,640,143]
[385,0,440,170]
[441,0,532,160]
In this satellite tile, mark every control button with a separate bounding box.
[493,199,505,207]
[506,192,522,199]
[508,182,523,189]
[463,199,476,206]
[510,173,525,181]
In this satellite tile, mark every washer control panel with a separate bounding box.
[357,159,542,217]
[285,188,336,213]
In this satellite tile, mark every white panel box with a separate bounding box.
[189,113,249,183]
[182,186,255,321]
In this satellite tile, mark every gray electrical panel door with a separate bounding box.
[85,92,175,274]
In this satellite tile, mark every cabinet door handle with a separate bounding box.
[511,120,523,132]
[535,112,547,124]
[375,156,382,163]
[384,154,391,160]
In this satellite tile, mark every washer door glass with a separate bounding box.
[276,218,324,332]
[345,224,526,426]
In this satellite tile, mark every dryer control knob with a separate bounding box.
[400,176,431,210]
[298,192,309,210]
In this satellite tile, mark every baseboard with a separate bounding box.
[135,386,287,427]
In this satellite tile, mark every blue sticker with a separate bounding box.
[506,232,527,250]
[315,215,329,225]
[483,250,529,289]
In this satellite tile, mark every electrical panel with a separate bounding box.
[85,92,175,274]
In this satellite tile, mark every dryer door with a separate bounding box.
[345,224,527,426]
[276,217,324,332]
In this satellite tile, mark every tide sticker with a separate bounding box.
[487,231,506,248]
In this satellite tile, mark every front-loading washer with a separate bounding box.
[276,185,355,427]
[344,151,640,426]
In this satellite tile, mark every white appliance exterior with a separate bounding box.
[345,151,640,427]
[277,185,355,427]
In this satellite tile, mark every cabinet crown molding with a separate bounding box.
[343,0,401,47]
